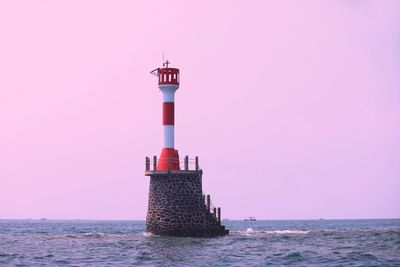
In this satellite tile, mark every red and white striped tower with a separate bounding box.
[151,61,180,170]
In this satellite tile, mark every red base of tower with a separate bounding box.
[157,148,180,170]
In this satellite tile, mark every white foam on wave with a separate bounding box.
[238,229,309,235]
[83,232,107,237]
[265,230,309,234]
[246,228,254,234]
[142,232,153,237]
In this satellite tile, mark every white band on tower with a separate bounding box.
[160,86,176,102]
[163,125,174,148]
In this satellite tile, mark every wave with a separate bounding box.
[142,232,153,237]
[265,230,309,234]
[82,232,108,238]
[56,231,151,239]
[246,228,254,234]
[239,228,309,235]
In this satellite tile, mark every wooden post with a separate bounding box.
[195,156,199,171]
[217,207,221,224]
[184,155,189,170]
[213,207,217,219]
[153,156,157,171]
[206,195,210,211]
[145,157,150,171]
[202,195,205,206]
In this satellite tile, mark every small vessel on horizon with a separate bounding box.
[244,217,256,221]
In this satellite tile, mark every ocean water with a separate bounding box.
[0,219,399,266]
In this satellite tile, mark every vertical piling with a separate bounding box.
[184,155,189,170]
[206,195,211,211]
[153,156,157,171]
[213,207,217,219]
[195,156,199,170]
[217,207,221,224]
[145,157,150,171]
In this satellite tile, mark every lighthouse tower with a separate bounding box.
[145,60,229,237]
[154,61,180,170]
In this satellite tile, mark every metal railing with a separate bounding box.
[145,155,200,171]
[202,193,222,224]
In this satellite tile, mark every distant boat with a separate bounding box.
[244,217,256,221]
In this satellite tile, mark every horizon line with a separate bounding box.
[1,217,399,221]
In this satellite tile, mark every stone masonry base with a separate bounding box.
[146,171,228,237]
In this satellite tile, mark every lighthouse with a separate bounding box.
[145,60,229,237]
[152,60,180,171]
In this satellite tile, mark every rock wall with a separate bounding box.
[146,171,228,237]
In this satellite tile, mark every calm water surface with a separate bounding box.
[0,219,399,266]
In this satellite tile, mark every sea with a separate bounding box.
[0,219,399,266]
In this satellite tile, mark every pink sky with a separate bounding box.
[1,1,399,220]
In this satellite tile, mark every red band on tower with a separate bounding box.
[157,148,180,170]
[163,102,174,125]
